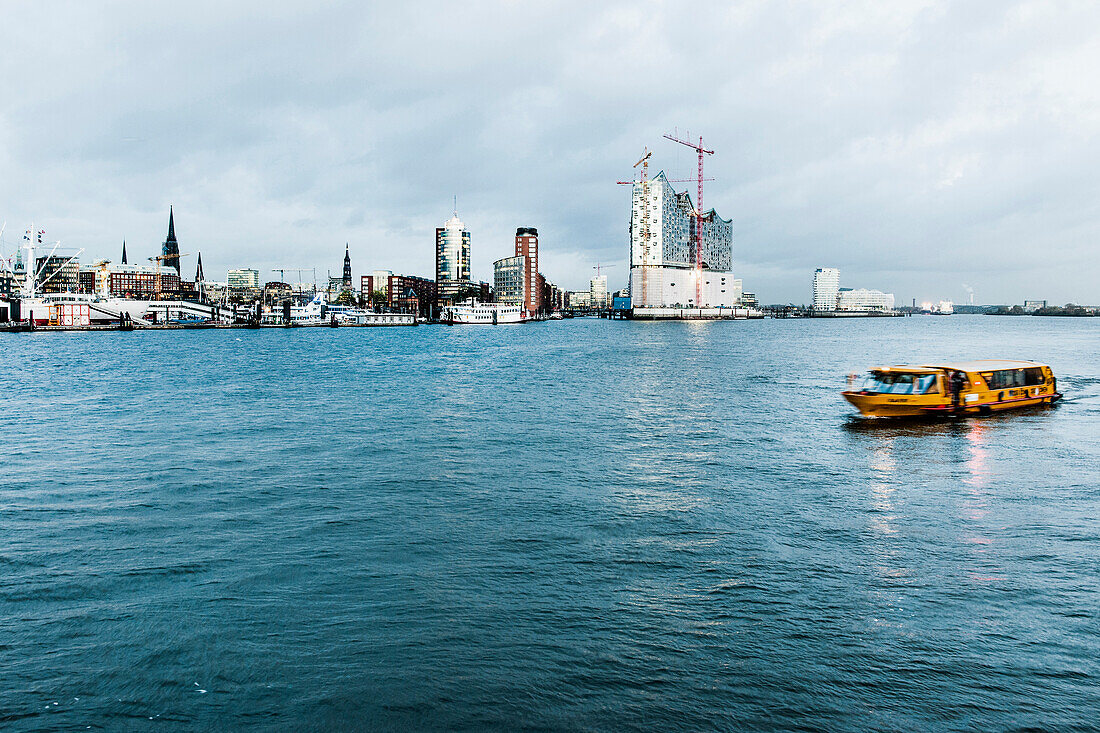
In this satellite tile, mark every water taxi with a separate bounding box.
[842,360,1061,417]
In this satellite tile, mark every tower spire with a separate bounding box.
[195,252,204,283]
[163,205,181,277]
[121,240,127,264]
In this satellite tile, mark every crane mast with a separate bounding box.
[663,131,714,307]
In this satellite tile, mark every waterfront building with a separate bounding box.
[35,256,80,293]
[435,209,472,301]
[1023,300,1047,313]
[368,270,393,295]
[90,263,180,298]
[836,287,895,312]
[590,274,608,309]
[628,171,739,308]
[566,290,591,310]
[386,274,437,317]
[812,268,840,311]
[514,228,540,312]
[740,292,758,308]
[228,269,260,289]
[163,206,181,277]
[494,255,528,307]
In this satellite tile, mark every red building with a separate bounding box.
[386,274,437,317]
[514,227,540,313]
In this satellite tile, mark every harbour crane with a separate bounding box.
[149,252,190,298]
[663,130,714,307]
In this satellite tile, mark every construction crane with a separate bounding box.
[592,263,619,278]
[622,148,652,307]
[149,252,190,298]
[273,268,317,293]
[663,130,714,306]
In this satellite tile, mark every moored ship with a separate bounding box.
[442,303,527,324]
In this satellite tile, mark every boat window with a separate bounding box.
[861,372,923,394]
[983,368,1045,390]
[916,374,939,394]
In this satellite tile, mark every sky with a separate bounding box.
[1,0,1098,305]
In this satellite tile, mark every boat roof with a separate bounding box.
[920,360,1046,372]
[872,360,1045,373]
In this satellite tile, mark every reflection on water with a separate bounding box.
[846,415,1008,584]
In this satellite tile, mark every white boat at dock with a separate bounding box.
[442,302,528,324]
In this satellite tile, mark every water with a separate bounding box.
[2,316,1098,730]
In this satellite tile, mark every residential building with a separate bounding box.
[812,268,840,311]
[228,269,261,289]
[435,209,472,301]
[628,170,738,308]
[514,227,540,312]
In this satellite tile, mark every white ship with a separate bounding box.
[442,302,528,324]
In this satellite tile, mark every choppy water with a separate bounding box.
[2,316,1099,731]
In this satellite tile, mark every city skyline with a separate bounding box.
[2,2,1098,304]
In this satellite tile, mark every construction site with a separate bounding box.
[620,131,761,320]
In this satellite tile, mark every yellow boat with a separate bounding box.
[842,360,1062,418]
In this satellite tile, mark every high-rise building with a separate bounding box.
[163,206,181,277]
[514,227,539,312]
[493,255,527,306]
[342,244,352,289]
[590,274,608,309]
[436,209,471,301]
[812,268,840,311]
[628,171,738,308]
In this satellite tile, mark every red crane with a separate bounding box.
[663,130,714,307]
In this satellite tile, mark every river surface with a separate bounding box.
[2,315,1099,731]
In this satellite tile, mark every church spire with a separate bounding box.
[342,243,352,289]
[195,252,204,283]
[163,205,181,277]
[121,240,127,264]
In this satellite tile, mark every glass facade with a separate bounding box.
[493,256,526,306]
[435,213,471,299]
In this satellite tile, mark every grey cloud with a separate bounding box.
[1,0,1097,304]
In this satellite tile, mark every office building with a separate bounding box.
[836,288,895,312]
[436,209,472,301]
[228,269,261,289]
[34,256,79,293]
[590,274,608,309]
[494,255,528,307]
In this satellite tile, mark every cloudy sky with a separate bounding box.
[2,0,1097,304]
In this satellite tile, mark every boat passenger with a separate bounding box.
[949,370,966,411]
